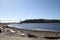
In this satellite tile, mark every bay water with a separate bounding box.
[9,23,60,32]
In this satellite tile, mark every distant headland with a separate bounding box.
[20,19,60,23]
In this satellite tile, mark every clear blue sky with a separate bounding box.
[0,0,60,20]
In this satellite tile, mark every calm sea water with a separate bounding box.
[9,23,60,32]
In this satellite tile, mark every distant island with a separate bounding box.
[20,19,60,23]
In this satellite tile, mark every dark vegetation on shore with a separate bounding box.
[20,19,60,23]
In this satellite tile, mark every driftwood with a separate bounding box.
[19,31,27,37]
[27,33,37,38]
[0,27,4,33]
[44,37,60,39]
[20,33,27,37]
[0,29,2,33]
[4,28,16,34]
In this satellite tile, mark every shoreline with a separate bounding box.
[7,26,60,36]
[0,24,60,40]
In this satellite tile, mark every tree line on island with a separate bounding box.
[20,19,60,23]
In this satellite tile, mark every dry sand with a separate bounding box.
[0,23,60,40]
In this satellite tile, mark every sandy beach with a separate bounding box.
[0,23,60,40]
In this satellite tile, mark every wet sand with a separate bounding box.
[0,23,60,40]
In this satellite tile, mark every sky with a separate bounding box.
[0,0,60,21]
